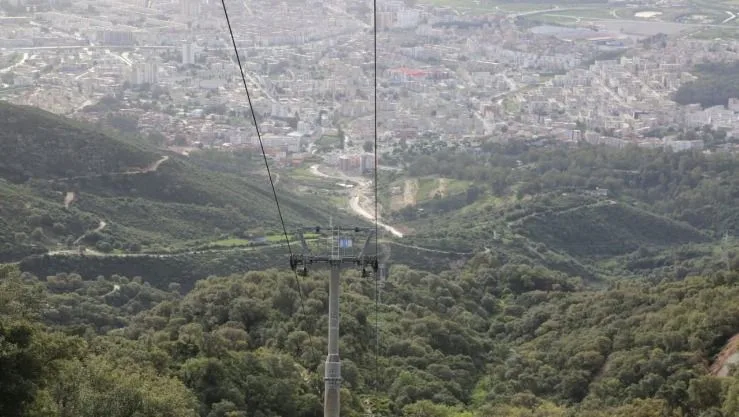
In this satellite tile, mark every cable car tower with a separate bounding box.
[290,223,379,417]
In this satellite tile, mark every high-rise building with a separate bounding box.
[130,62,158,85]
[182,42,195,65]
[96,30,135,46]
[360,153,374,174]
[396,9,420,29]
[181,0,199,19]
[339,156,351,172]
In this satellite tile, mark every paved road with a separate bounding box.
[38,162,473,260]
[324,4,370,29]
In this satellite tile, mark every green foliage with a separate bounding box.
[7,251,739,417]
[19,247,286,293]
[0,276,84,417]
[45,355,197,417]
[674,61,739,108]
[5,91,739,417]
[0,101,157,182]
[520,202,708,257]
[395,142,739,275]
[0,102,354,260]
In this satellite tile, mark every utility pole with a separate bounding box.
[290,225,379,417]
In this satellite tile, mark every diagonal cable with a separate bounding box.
[373,0,381,398]
[220,0,320,376]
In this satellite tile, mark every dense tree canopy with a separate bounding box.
[3,249,739,417]
[674,62,739,108]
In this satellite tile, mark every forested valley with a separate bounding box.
[5,249,739,417]
[5,103,739,417]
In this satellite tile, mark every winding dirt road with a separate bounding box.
[52,155,170,182]
[310,165,404,238]
[133,155,169,174]
[72,220,107,246]
[37,162,473,260]
[57,156,169,246]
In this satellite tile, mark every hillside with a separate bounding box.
[0,101,158,182]
[674,61,739,108]
[4,248,739,417]
[0,102,355,261]
[370,140,739,282]
[518,202,709,257]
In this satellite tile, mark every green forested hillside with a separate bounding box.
[519,202,709,257]
[0,101,158,182]
[5,101,739,417]
[0,102,354,261]
[4,248,739,417]
[0,181,99,262]
[674,61,739,108]
[385,140,739,274]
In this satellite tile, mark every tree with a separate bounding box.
[363,141,374,153]
[688,377,723,413]
[147,132,167,146]
[51,356,198,417]
[466,186,481,204]
[0,276,82,417]
[96,241,113,253]
[30,227,44,241]
[52,222,66,235]
[106,114,139,133]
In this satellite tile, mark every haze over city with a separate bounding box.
[3,1,739,417]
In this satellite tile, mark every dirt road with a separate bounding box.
[310,165,404,238]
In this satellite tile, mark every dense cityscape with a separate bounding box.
[2,0,739,179]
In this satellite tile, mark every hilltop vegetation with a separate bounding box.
[518,201,708,257]
[384,141,738,267]
[4,243,739,417]
[0,102,158,182]
[5,97,739,417]
[0,102,353,261]
[674,61,739,109]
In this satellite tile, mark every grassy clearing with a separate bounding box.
[315,135,341,151]
[417,178,438,201]
[690,27,739,39]
[529,14,581,25]
[446,179,471,194]
[208,238,252,247]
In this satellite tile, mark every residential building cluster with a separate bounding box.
[0,0,738,174]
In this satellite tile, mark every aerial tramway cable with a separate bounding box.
[219,0,320,377]
[221,0,387,402]
[373,0,381,398]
